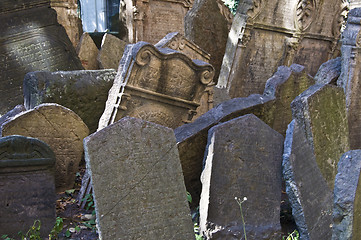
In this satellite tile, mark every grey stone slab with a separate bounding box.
[97,33,127,69]
[314,57,341,85]
[0,135,56,238]
[283,120,333,240]
[200,114,284,239]
[333,150,361,240]
[23,70,116,133]
[85,117,194,239]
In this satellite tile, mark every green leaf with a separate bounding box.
[187,192,192,203]
[65,189,75,195]
[65,229,71,238]
[75,225,81,233]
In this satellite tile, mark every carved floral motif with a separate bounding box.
[247,0,263,19]
[331,0,349,38]
[295,0,316,31]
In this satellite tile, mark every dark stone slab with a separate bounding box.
[314,57,341,85]
[85,117,194,239]
[0,135,56,238]
[23,70,116,133]
[199,114,284,239]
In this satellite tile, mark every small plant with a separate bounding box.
[82,193,95,210]
[235,196,247,240]
[283,230,300,240]
[49,217,64,240]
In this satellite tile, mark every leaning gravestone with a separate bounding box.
[0,0,83,115]
[1,104,89,192]
[23,70,116,133]
[0,105,26,127]
[97,33,127,69]
[0,135,56,239]
[76,32,99,70]
[199,114,284,239]
[283,120,333,240]
[85,117,194,239]
[333,150,361,240]
[314,57,341,85]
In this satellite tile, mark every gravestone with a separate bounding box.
[314,57,341,85]
[185,0,231,81]
[0,135,56,239]
[76,32,99,70]
[216,0,347,99]
[175,94,275,208]
[199,114,284,239]
[283,120,333,240]
[1,104,89,192]
[85,117,194,239]
[291,84,349,190]
[23,70,116,133]
[263,64,314,136]
[337,8,361,149]
[333,150,361,240]
[0,0,83,115]
[98,41,214,130]
[97,33,127,69]
[0,105,26,127]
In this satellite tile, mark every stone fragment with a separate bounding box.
[1,104,89,192]
[185,0,231,81]
[23,70,116,133]
[85,117,194,239]
[175,94,275,208]
[200,114,284,239]
[291,84,349,190]
[283,120,333,240]
[263,64,314,136]
[337,8,361,149]
[0,0,83,115]
[76,32,99,70]
[333,150,361,240]
[314,57,341,85]
[97,33,127,69]
[0,135,56,238]
[98,41,214,130]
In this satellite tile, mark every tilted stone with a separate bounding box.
[98,41,214,130]
[0,105,26,127]
[1,103,89,192]
[85,117,194,239]
[314,57,341,85]
[23,70,116,133]
[76,32,99,70]
[200,114,284,239]
[97,33,127,69]
[0,135,56,238]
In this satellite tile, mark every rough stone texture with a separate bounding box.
[122,0,192,44]
[85,117,194,240]
[291,84,350,190]
[337,8,361,149]
[0,135,56,238]
[98,41,214,130]
[199,114,284,239]
[0,105,26,127]
[350,1,361,9]
[333,150,361,240]
[97,33,127,69]
[185,0,231,82]
[314,57,341,85]
[216,0,346,99]
[1,104,89,192]
[283,120,333,240]
[263,64,314,136]
[0,0,83,115]
[23,70,116,133]
[50,0,83,48]
[175,94,275,208]
[76,32,99,70]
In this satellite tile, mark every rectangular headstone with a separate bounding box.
[76,32,99,70]
[85,117,194,239]
[0,135,56,238]
[200,114,284,239]
[97,33,127,69]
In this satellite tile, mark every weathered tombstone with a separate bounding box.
[283,120,333,240]
[337,8,361,149]
[0,105,26,127]
[314,57,341,85]
[333,150,361,240]
[185,0,231,81]
[97,33,127,69]
[175,94,275,208]
[0,135,56,238]
[291,84,349,190]
[1,104,89,192]
[85,117,194,239]
[76,32,99,70]
[263,64,315,136]
[216,0,347,99]
[0,0,83,115]
[23,70,116,133]
[98,41,214,130]
[199,114,284,239]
